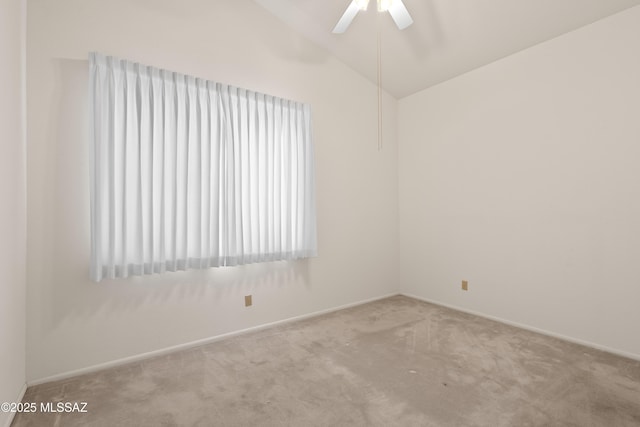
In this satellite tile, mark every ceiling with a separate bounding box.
[253,0,640,98]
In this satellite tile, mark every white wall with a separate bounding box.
[399,6,640,358]
[27,0,398,382]
[0,0,27,424]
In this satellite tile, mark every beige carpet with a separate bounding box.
[12,296,640,426]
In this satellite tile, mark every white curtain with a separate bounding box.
[89,53,317,282]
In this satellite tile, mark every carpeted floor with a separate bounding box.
[12,296,640,426]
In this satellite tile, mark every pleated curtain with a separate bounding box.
[89,53,317,282]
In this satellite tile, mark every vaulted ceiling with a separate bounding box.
[254,0,640,98]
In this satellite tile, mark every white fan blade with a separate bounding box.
[333,0,360,34]
[388,0,413,30]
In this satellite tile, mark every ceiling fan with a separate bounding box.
[332,0,414,34]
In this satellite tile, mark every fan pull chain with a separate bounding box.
[377,26,383,151]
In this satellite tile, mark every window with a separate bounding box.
[89,53,317,282]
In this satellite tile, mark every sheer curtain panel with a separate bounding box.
[89,53,317,282]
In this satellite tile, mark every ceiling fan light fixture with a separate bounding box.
[377,0,394,12]
[332,0,412,34]
[354,0,370,11]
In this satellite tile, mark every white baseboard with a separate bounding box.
[2,382,27,427]
[28,292,399,387]
[28,292,640,387]
[401,292,640,362]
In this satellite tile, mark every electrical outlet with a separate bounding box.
[244,295,252,307]
[462,280,468,291]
